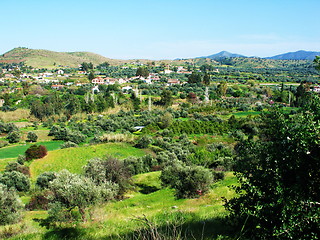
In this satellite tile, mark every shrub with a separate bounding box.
[16,155,26,164]
[0,183,23,225]
[25,145,47,161]
[0,140,8,148]
[0,171,30,192]
[135,135,153,148]
[46,170,117,223]
[60,141,78,149]
[25,192,50,210]
[36,172,57,190]
[26,131,38,142]
[84,156,131,198]
[5,162,30,177]
[6,130,21,143]
[160,161,213,198]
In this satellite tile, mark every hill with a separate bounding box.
[266,50,320,60]
[0,47,122,68]
[200,51,247,59]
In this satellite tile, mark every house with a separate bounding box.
[51,84,64,90]
[122,86,133,92]
[164,69,173,74]
[92,85,100,93]
[312,86,320,93]
[92,77,105,85]
[0,99,5,107]
[57,69,64,75]
[167,79,181,86]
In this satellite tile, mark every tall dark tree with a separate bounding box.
[203,73,210,85]
[160,89,173,107]
[187,72,202,84]
[226,96,320,239]
[136,67,149,78]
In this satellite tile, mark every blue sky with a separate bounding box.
[1,0,319,59]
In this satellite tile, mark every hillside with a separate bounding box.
[0,47,122,68]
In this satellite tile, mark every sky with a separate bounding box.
[1,0,319,60]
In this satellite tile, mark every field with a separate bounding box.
[29,142,146,180]
[4,172,237,240]
[0,141,64,160]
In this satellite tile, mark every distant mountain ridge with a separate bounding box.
[265,50,320,60]
[199,50,320,60]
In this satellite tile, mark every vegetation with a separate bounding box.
[0,53,319,239]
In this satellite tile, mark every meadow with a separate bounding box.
[29,142,146,180]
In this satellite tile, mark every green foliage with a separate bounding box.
[84,156,130,197]
[226,98,320,239]
[25,144,47,161]
[60,141,78,149]
[5,162,30,176]
[26,131,38,142]
[47,169,115,223]
[136,67,149,78]
[159,89,173,107]
[0,183,23,225]
[6,130,21,143]
[160,161,213,199]
[36,172,57,190]
[0,171,30,192]
[135,135,153,148]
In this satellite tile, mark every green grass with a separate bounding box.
[29,143,146,180]
[0,158,15,172]
[0,141,64,160]
[3,172,237,240]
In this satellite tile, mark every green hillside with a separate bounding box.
[0,47,116,68]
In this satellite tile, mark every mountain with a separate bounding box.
[266,50,320,60]
[0,47,119,68]
[200,51,247,59]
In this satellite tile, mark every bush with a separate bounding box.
[0,171,30,192]
[60,141,78,149]
[160,161,213,198]
[0,183,23,225]
[84,156,131,198]
[135,135,153,148]
[25,192,50,210]
[36,172,57,190]
[5,162,30,177]
[26,131,38,142]
[6,130,21,143]
[25,145,47,161]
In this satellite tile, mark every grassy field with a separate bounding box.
[0,141,64,160]
[29,142,146,180]
[4,172,237,240]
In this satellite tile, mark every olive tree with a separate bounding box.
[47,170,117,222]
[0,183,23,225]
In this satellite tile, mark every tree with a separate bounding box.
[314,55,320,71]
[25,145,47,161]
[36,172,57,190]
[216,81,228,97]
[187,72,202,84]
[84,156,130,197]
[88,71,95,81]
[136,67,149,78]
[160,161,213,199]
[47,170,111,222]
[159,89,173,107]
[27,131,38,142]
[6,130,21,143]
[0,171,30,192]
[0,183,23,225]
[226,99,320,239]
[203,73,211,85]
